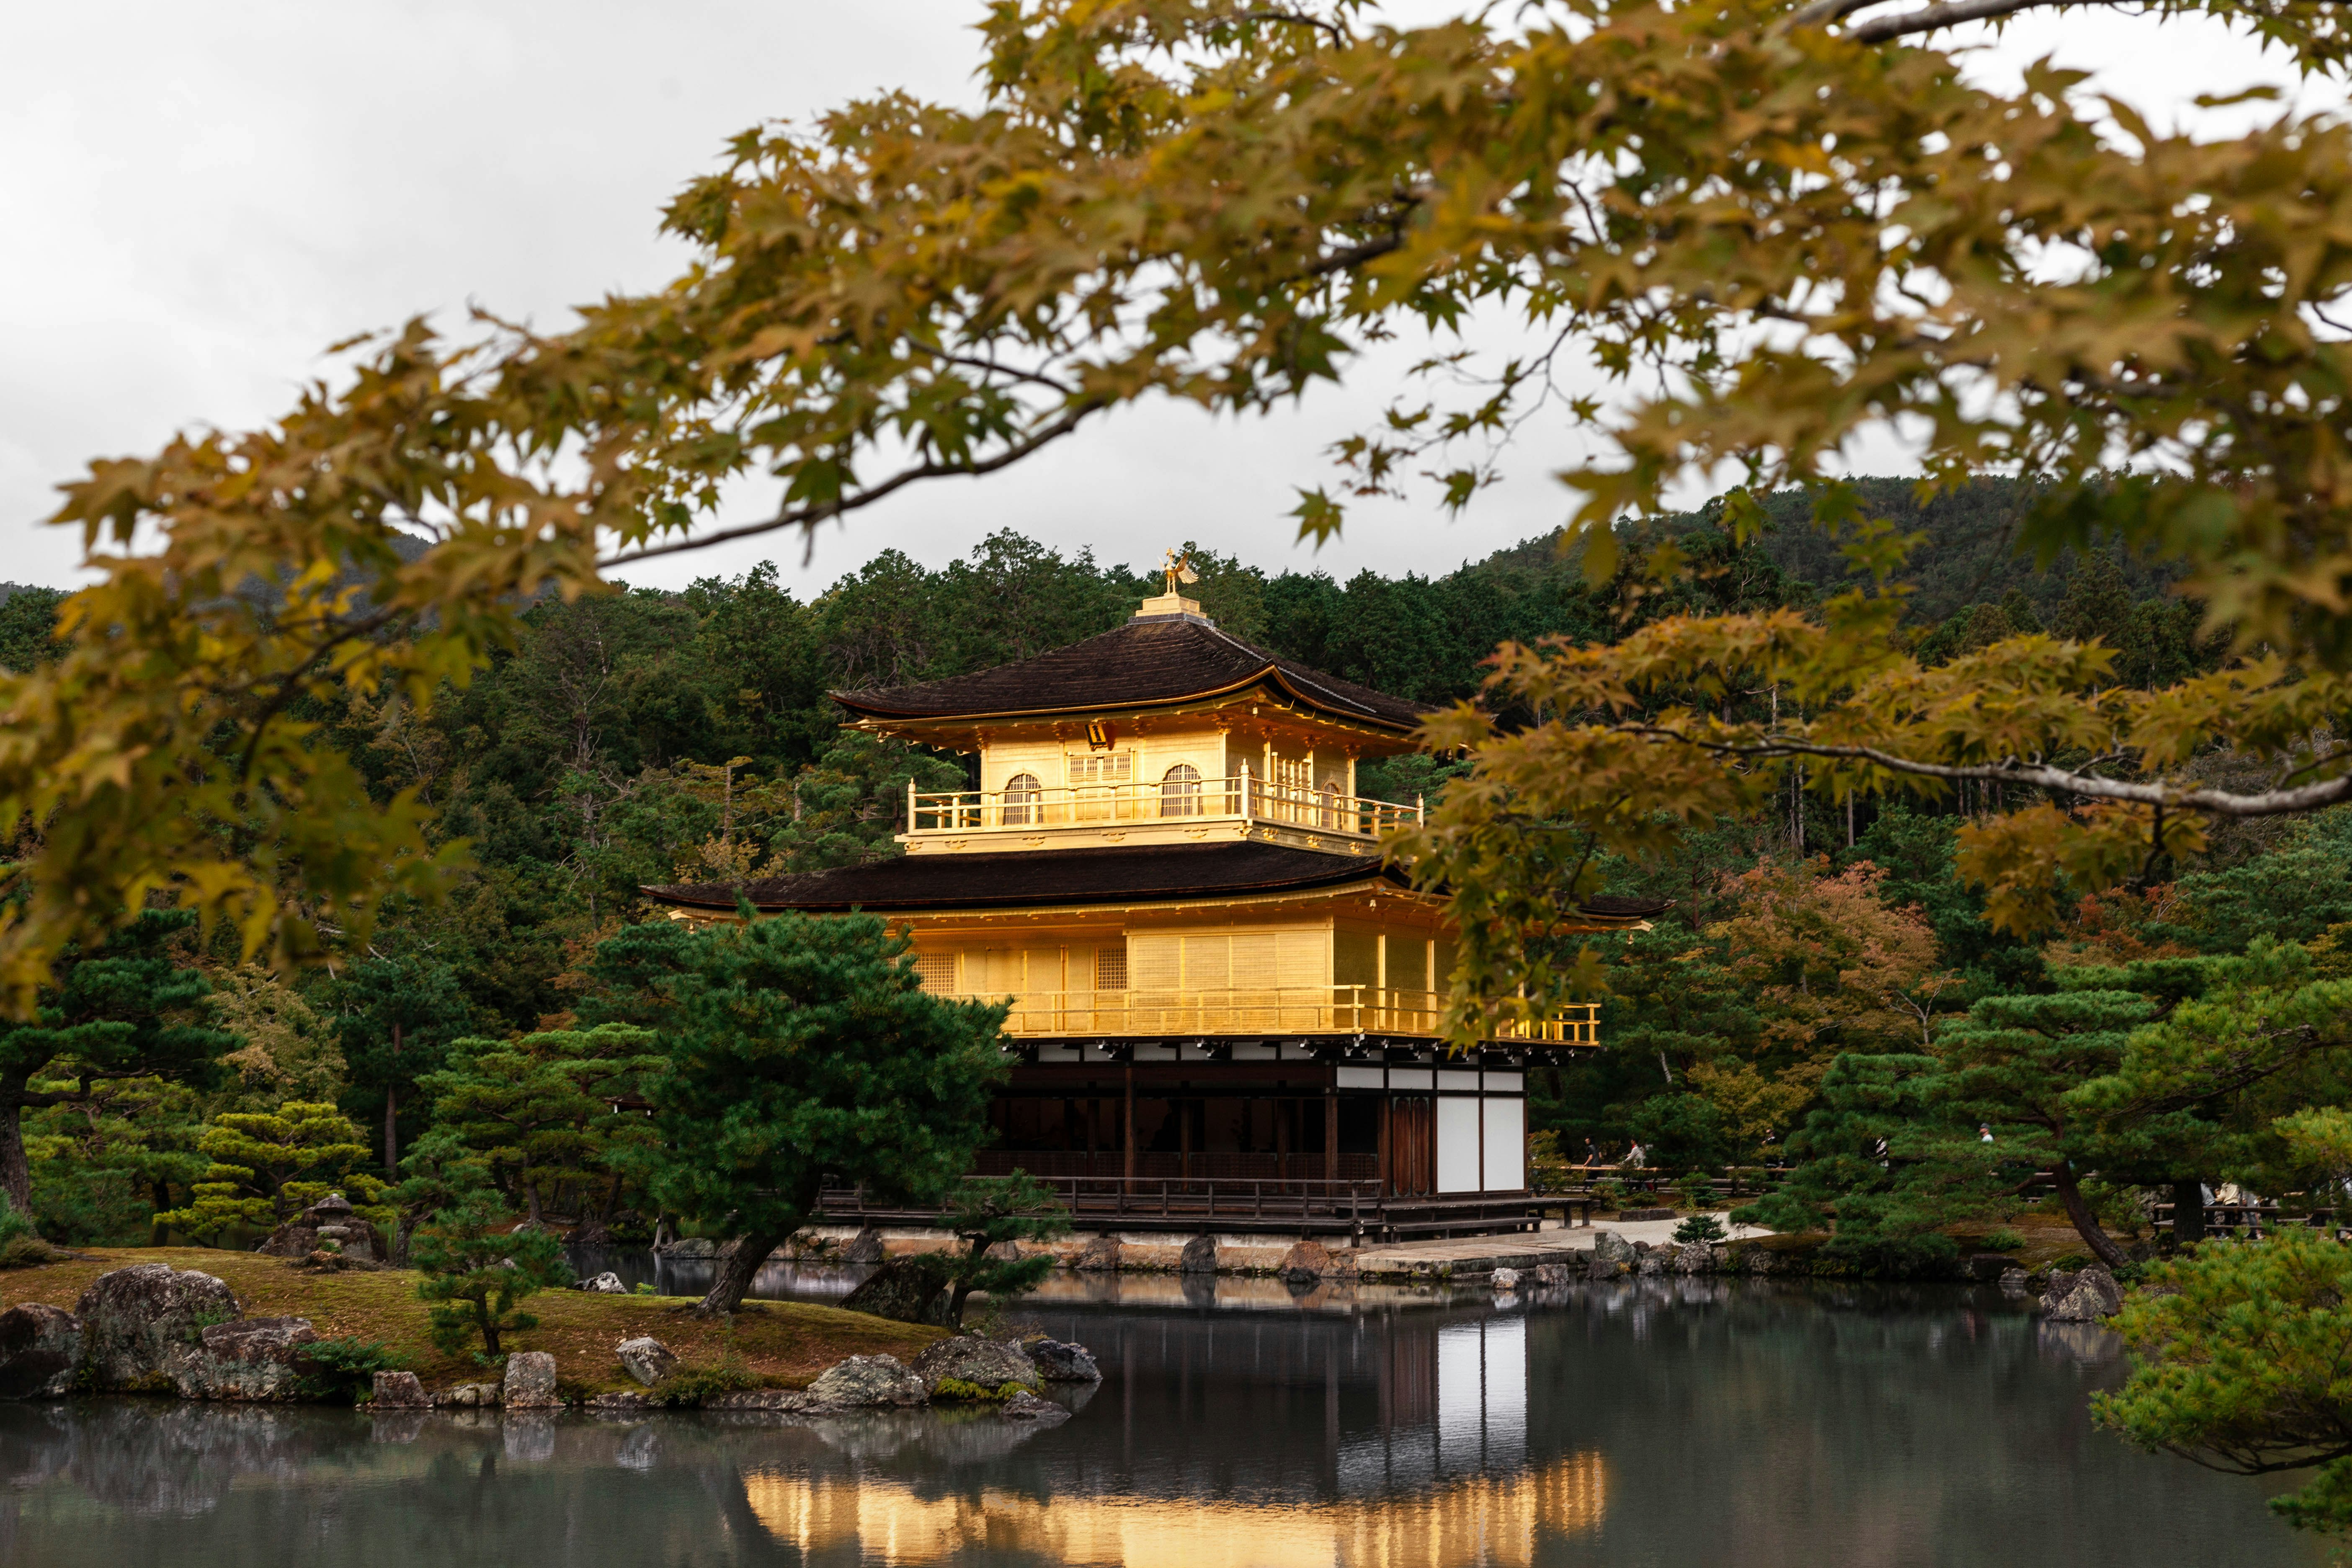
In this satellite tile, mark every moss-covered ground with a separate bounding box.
[0,1247,942,1397]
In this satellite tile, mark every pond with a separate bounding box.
[0,1277,2318,1566]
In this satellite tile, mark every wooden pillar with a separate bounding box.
[1325,1087,1338,1182]
[1124,1067,1136,1181]
[1181,1096,1191,1180]
[1378,1096,1392,1195]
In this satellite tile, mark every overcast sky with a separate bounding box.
[2,3,2337,597]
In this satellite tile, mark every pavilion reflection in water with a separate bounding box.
[740,1314,1600,1566]
[742,1454,1604,1567]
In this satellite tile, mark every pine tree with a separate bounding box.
[599,910,1009,1317]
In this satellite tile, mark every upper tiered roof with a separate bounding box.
[833,598,1433,735]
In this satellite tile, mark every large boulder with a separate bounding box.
[1590,1232,1635,1273]
[807,1353,929,1407]
[2044,1264,2123,1323]
[659,1237,717,1258]
[0,1303,81,1399]
[76,1264,240,1391]
[910,1336,1042,1399]
[616,1337,679,1389]
[840,1257,949,1324]
[1531,1262,1576,1289]
[1177,1235,1220,1274]
[575,1272,627,1295]
[1490,1267,1521,1291]
[372,1371,430,1408]
[1029,1338,1101,1383]
[503,1350,561,1409]
[1636,1251,1668,1277]
[1671,1243,1714,1275]
[1073,1235,1122,1272]
[170,1317,321,1401]
[841,1226,887,1265]
[1278,1239,1336,1282]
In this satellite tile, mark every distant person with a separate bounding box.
[1980,1123,1994,1143]
[1583,1137,1600,1167]
[1622,1141,1647,1170]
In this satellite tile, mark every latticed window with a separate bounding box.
[1065,753,1133,784]
[912,952,957,993]
[1094,946,1128,991]
[1001,772,1042,825]
[1160,762,1202,817]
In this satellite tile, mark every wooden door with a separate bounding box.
[1386,1096,1434,1196]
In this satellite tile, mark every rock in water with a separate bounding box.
[1178,1235,1220,1274]
[1001,1389,1070,1424]
[1491,1267,1521,1291]
[76,1264,240,1390]
[0,1304,81,1399]
[1671,1243,1713,1275]
[616,1337,679,1389]
[575,1273,628,1295]
[1278,1239,1335,1282]
[2045,1264,2124,1323]
[1531,1262,1574,1289]
[372,1371,430,1408]
[1588,1232,1633,1275]
[658,1237,716,1258]
[1742,1247,1777,1276]
[1636,1252,1668,1277]
[503,1351,561,1409]
[1998,1267,2029,1295]
[840,1257,949,1324]
[1073,1235,1122,1272]
[807,1353,929,1407]
[841,1225,886,1265]
[170,1317,322,1401]
[911,1336,1043,1398]
[1029,1338,1102,1383]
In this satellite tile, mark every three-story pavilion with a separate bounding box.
[644,571,1657,1238]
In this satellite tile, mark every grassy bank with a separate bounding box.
[0,1248,943,1398]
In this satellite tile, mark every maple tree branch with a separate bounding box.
[1233,8,1352,45]
[1841,0,2126,43]
[598,397,1108,569]
[1620,725,2352,818]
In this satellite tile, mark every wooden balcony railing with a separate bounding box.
[923,984,1601,1044]
[906,769,1423,840]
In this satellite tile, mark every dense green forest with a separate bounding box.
[0,478,2299,1241]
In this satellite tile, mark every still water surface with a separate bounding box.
[0,1277,2316,1567]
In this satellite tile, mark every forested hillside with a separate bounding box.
[0,481,2288,1237]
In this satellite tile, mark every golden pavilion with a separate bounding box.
[645,567,1656,1239]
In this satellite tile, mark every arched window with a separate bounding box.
[1160,763,1203,818]
[1001,772,1042,825]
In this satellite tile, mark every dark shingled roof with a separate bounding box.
[644,842,1403,913]
[643,842,1672,922]
[832,614,1434,731]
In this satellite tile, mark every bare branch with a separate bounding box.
[1620,725,2352,818]
[597,397,1108,570]
[1845,0,2126,44]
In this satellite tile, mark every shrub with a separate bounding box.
[297,1338,412,1404]
[1674,1213,1728,1246]
[1985,1228,2025,1251]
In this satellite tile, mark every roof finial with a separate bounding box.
[1163,547,1199,597]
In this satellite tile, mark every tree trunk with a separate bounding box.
[2172,1177,2205,1244]
[2052,1161,2133,1270]
[525,1184,543,1225]
[150,1179,171,1246]
[0,1105,32,1225]
[694,1226,787,1318]
[383,1084,399,1175]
